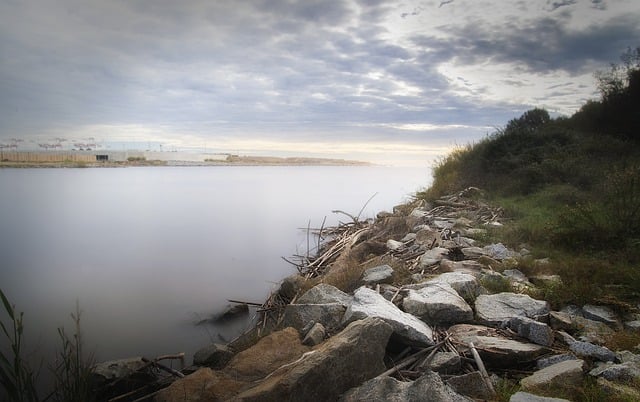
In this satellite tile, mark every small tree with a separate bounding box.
[595,47,640,101]
[503,108,551,135]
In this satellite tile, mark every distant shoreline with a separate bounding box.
[0,154,372,168]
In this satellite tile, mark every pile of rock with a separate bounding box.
[97,188,640,401]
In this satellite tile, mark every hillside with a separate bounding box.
[417,48,640,307]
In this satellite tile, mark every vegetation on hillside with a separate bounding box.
[420,47,640,306]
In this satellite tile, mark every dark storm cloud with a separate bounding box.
[414,13,640,74]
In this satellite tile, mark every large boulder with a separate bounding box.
[282,303,346,333]
[475,293,549,326]
[449,324,546,366]
[232,318,393,402]
[343,287,434,346]
[520,359,585,391]
[402,283,473,325]
[340,371,472,402]
[296,283,352,306]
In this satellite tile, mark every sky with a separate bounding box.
[1,0,639,166]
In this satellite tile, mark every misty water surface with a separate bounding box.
[0,166,429,365]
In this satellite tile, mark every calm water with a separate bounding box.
[0,166,429,366]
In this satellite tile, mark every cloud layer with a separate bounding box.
[1,0,639,164]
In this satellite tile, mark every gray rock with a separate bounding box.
[415,228,440,245]
[461,246,486,259]
[560,305,583,317]
[302,322,326,346]
[509,316,554,346]
[582,304,619,327]
[449,324,545,366]
[343,287,434,346]
[401,233,416,242]
[360,264,394,286]
[439,260,484,276]
[193,343,234,369]
[503,269,529,283]
[296,283,352,306]
[402,283,473,324]
[483,243,517,260]
[446,371,494,400]
[93,357,147,381]
[549,311,573,331]
[214,303,249,322]
[560,332,617,362]
[420,247,450,267]
[624,320,640,331]
[386,239,404,250]
[283,303,346,333]
[433,219,454,229]
[536,354,578,370]
[510,391,571,402]
[589,361,640,381]
[475,292,549,326]
[233,317,393,402]
[429,351,461,374]
[520,359,585,391]
[572,315,615,344]
[340,370,472,402]
[427,272,481,300]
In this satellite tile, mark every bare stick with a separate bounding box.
[227,299,263,307]
[469,342,496,397]
[141,357,184,378]
[317,216,326,256]
[356,192,378,222]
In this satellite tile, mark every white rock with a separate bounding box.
[343,287,434,346]
[475,293,549,326]
[402,283,473,324]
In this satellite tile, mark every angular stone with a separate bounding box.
[343,287,434,346]
[503,269,529,283]
[386,239,403,250]
[589,362,640,381]
[549,311,573,331]
[420,247,450,266]
[429,351,461,374]
[360,264,394,286]
[582,304,619,327]
[536,354,578,370]
[401,233,416,242]
[278,274,305,302]
[282,303,346,333]
[509,316,554,346]
[624,320,640,331]
[461,246,486,259]
[233,318,393,402]
[427,272,481,300]
[302,322,326,346]
[415,228,440,245]
[446,371,494,400]
[560,333,617,362]
[340,370,472,402]
[296,283,352,306]
[193,343,234,369]
[483,243,516,260]
[572,315,615,344]
[402,283,473,324]
[155,367,246,402]
[475,292,549,326]
[510,391,571,402]
[449,324,545,366]
[520,359,585,391]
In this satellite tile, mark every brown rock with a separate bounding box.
[154,368,246,402]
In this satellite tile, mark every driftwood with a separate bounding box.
[468,342,496,397]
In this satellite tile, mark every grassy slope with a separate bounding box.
[418,56,640,310]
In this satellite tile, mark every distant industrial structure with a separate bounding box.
[0,150,228,163]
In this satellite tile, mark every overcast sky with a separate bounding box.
[1,0,639,165]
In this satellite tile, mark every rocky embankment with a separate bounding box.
[95,188,640,401]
